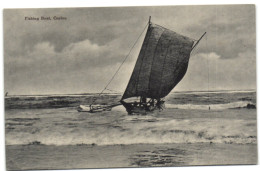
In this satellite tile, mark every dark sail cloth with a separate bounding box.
[122,23,194,100]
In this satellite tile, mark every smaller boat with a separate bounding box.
[77,104,112,113]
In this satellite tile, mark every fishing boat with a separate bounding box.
[120,17,206,114]
[78,16,206,114]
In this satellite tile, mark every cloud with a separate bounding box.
[4,37,138,94]
[185,5,255,59]
[175,51,256,91]
[4,5,256,95]
[195,52,221,60]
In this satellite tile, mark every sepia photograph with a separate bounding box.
[3,4,257,170]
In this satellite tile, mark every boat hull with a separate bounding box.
[120,100,164,115]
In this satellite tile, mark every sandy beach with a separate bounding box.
[6,143,257,170]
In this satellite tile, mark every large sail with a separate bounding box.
[122,23,194,100]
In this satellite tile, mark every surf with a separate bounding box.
[5,117,257,146]
[165,101,256,110]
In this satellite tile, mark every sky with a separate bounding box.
[4,5,256,95]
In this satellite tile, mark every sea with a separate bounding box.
[5,90,257,170]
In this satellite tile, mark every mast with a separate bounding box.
[141,16,151,102]
[191,32,207,51]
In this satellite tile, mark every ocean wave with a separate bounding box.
[165,101,256,110]
[6,131,256,146]
[5,93,121,98]
[6,118,257,146]
[172,90,256,95]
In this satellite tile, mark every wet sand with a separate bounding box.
[6,143,257,170]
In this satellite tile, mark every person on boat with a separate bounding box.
[140,96,147,108]
[142,97,147,103]
[156,99,164,110]
[150,99,154,107]
[89,104,93,112]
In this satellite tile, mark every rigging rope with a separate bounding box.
[205,33,210,110]
[92,22,149,103]
[105,88,121,93]
[190,32,210,110]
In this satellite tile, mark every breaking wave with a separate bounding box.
[6,129,256,146]
[6,118,257,146]
[5,91,256,147]
[166,101,256,110]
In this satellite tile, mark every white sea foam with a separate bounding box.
[112,105,126,112]
[5,117,257,146]
[166,101,254,110]
[172,90,255,95]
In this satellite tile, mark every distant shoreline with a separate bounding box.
[5,89,256,97]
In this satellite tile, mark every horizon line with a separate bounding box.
[4,89,256,96]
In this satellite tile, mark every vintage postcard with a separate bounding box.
[4,5,257,170]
